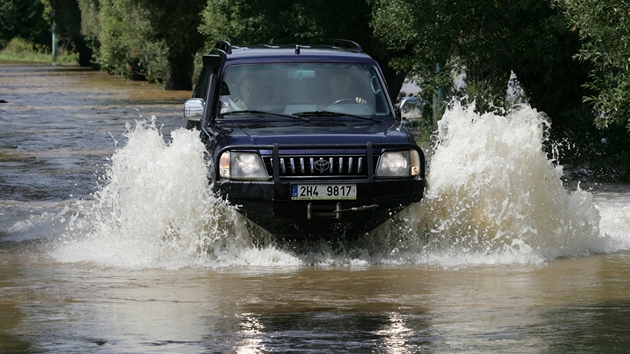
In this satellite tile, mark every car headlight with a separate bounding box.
[375,150,421,178]
[218,152,269,180]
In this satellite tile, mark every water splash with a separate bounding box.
[49,119,300,268]
[389,101,610,265]
[42,103,626,269]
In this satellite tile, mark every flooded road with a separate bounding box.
[2,62,630,353]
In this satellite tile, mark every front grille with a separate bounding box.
[263,155,374,178]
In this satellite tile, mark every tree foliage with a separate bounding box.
[370,0,589,126]
[2,0,630,180]
[132,0,206,90]
[96,0,151,77]
[557,0,630,130]
[41,0,93,66]
[199,0,379,46]
[0,0,49,48]
[369,0,456,83]
[369,0,630,180]
[84,0,203,88]
[198,0,406,99]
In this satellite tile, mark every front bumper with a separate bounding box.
[211,142,426,238]
[213,177,425,237]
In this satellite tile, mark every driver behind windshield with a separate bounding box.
[220,66,378,115]
[221,74,261,112]
[327,72,368,106]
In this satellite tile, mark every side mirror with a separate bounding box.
[184,98,205,122]
[399,97,423,120]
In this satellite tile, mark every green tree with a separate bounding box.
[133,0,206,90]
[94,0,204,89]
[370,0,460,123]
[489,0,588,130]
[76,0,100,67]
[199,0,406,100]
[41,0,93,66]
[370,0,589,128]
[95,0,168,82]
[0,0,49,48]
[553,0,630,181]
[557,0,630,130]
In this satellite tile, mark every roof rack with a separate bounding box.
[214,40,232,54]
[333,39,363,53]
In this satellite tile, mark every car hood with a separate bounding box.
[216,120,412,146]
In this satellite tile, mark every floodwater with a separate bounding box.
[1,62,630,353]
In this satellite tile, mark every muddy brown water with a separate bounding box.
[1,62,630,353]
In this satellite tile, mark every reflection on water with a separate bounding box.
[2,63,630,353]
[3,254,630,352]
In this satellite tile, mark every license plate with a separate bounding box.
[291,184,356,200]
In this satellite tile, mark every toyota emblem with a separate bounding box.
[314,158,330,172]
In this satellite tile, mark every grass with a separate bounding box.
[0,38,77,64]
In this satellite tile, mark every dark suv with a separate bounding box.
[184,40,426,238]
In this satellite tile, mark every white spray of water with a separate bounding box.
[593,193,630,250]
[391,101,614,265]
[49,119,300,269]
[44,103,628,269]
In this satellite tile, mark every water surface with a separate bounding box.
[1,63,630,353]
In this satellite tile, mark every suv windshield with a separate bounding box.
[219,63,391,118]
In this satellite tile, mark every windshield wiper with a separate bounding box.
[222,110,307,120]
[292,110,381,123]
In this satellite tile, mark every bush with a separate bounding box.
[551,106,630,183]
[0,37,77,63]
